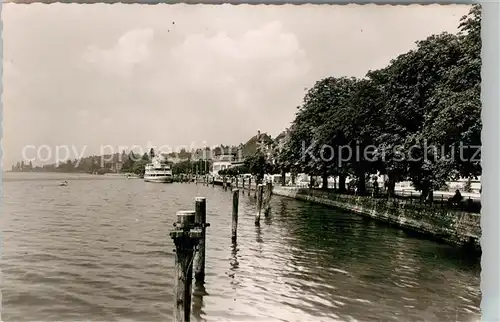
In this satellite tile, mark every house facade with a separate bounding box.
[212,154,236,174]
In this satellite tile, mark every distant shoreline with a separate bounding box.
[4,171,131,176]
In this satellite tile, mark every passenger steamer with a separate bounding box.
[144,156,173,183]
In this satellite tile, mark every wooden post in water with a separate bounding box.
[255,184,264,225]
[235,177,239,189]
[263,181,273,216]
[248,177,251,196]
[223,176,226,190]
[253,178,258,199]
[170,211,202,322]
[242,178,245,191]
[232,189,239,243]
[194,197,209,284]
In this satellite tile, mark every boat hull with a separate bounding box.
[144,176,173,183]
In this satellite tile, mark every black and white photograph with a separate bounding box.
[2,3,481,321]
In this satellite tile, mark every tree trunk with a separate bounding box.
[291,172,296,185]
[338,175,346,193]
[357,168,366,195]
[428,188,434,203]
[420,184,430,202]
[322,172,328,190]
[281,169,286,186]
[387,174,396,197]
[309,174,314,188]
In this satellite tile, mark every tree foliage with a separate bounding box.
[278,5,481,200]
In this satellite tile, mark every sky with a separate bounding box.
[2,3,472,167]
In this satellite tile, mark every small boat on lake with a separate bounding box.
[59,180,68,186]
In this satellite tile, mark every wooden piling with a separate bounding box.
[232,189,239,243]
[264,181,272,217]
[170,210,202,322]
[248,177,251,196]
[255,184,264,225]
[235,177,239,189]
[193,197,208,284]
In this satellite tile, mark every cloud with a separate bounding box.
[170,21,310,88]
[83,28,155,77]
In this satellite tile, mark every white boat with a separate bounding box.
[59,180,68,186]
[144,156,173,183]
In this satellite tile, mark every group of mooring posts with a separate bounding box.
[169,197,209,322]
[222,178,273,226]
[169,179,273,321]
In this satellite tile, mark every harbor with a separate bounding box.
[1,172,481,321]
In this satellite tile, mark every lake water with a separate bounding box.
[1,172,481,321]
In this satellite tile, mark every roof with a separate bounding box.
[274,129,289,143]
[213,155,234,162]
[239,132,273,159]
[213,146,237,156]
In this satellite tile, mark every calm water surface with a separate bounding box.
[1,173,480,321]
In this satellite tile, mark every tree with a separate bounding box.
[131,159,148,176]
[172,160,192,175]
[426,4,481,181]
[244,151,275,183]
[121,151,137,173]
[276,5,481,200]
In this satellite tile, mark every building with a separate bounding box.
[190,148,213,161]
[114,161,123,173]
[211,154,236,174]
[274,128,290,151]
[168,156,189,164]
[237,130,274,161]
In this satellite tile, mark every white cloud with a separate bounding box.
[168,20,311,101]
[83,28,155,77]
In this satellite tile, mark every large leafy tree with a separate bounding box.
[244,151,276,182]
[424,4,481,181]
[284,77,358,191]
[275,5,481,200]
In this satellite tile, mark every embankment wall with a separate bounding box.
[272,186,481,250]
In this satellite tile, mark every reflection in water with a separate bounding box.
[192,282,207,322]
[1,173,480,322]
[264,209,273,225]
[275,198,480,322]
[255,225,263,244]
[229,242,240,289]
